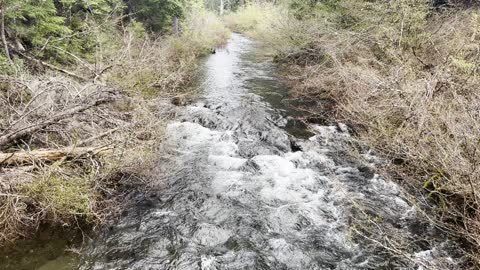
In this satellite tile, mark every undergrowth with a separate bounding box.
[26,171,95,222]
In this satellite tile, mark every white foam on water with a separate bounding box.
[165,122,221,150]
[193,223,232,247]
[211,170,245,194]
[252,155,320,203]
[268,238,312,268]
[208,155,246,170]
[160,117,461,269]
[200,255,218,270]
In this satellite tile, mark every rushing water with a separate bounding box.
[77,34,463,270]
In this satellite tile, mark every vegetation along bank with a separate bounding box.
[226,0,480,267]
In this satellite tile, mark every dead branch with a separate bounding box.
[93,65,113,83]
[10,48,88,81]
[0,146,112,166]
[0,98,114,149]
[0,193,27,198]
[77,127,121,147]
[51,45,95,73]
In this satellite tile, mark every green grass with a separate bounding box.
[24,171,96,223]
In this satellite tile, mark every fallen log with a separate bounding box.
[0,97,114,149]
[0,146,112,166]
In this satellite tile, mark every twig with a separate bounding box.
[10,48,88,81]
[77,127,121,147]
[0,98,114,148]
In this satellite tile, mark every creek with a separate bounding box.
[2,33,461,270]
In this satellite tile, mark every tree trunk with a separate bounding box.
[220,0,224,15]
[0,2,14,70]
[172,16,180,37]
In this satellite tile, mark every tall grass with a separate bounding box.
[227,0,480,265]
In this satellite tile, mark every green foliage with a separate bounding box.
[128,20,147,39]
[5,0,71,51]
[57,0,122,16]
[181,8,230,53]
[224,4,264,32]
[126,0,187,32]
[0,0,221,66]
[0,53,20,75]
[204,0,242,14]
[2,0,124,62]
[224,3,283,34]
[288,0,325,19]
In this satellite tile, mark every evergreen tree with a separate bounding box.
[0,0,203,65]
[4,0,70,53]
[125,0,187,33]
[0,0,124,62]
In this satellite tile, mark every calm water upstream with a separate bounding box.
[4,34,462,270]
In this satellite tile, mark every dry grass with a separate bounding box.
[228,0,480,266]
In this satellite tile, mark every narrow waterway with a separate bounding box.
[78,34,461,270]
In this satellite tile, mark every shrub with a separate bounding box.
[224,3,283,36]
